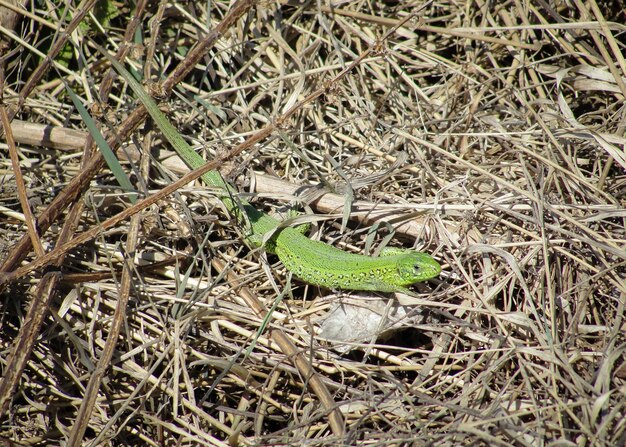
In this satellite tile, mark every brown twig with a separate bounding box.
[212,258,345,436]
[0,106,44,257]
[3,0,98,124]
[0,0,257,278]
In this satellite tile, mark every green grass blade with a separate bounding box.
[65,85,138,203]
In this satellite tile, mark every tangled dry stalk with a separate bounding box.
[0,0,625,445]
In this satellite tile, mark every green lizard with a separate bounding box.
[105,53,441,293]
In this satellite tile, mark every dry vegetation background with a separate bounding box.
[0,0,625,445]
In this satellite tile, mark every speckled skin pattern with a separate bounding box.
[241,204,441,292]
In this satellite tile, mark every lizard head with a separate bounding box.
[396,252,441,285]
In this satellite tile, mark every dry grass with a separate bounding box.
[1,0,625,445]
